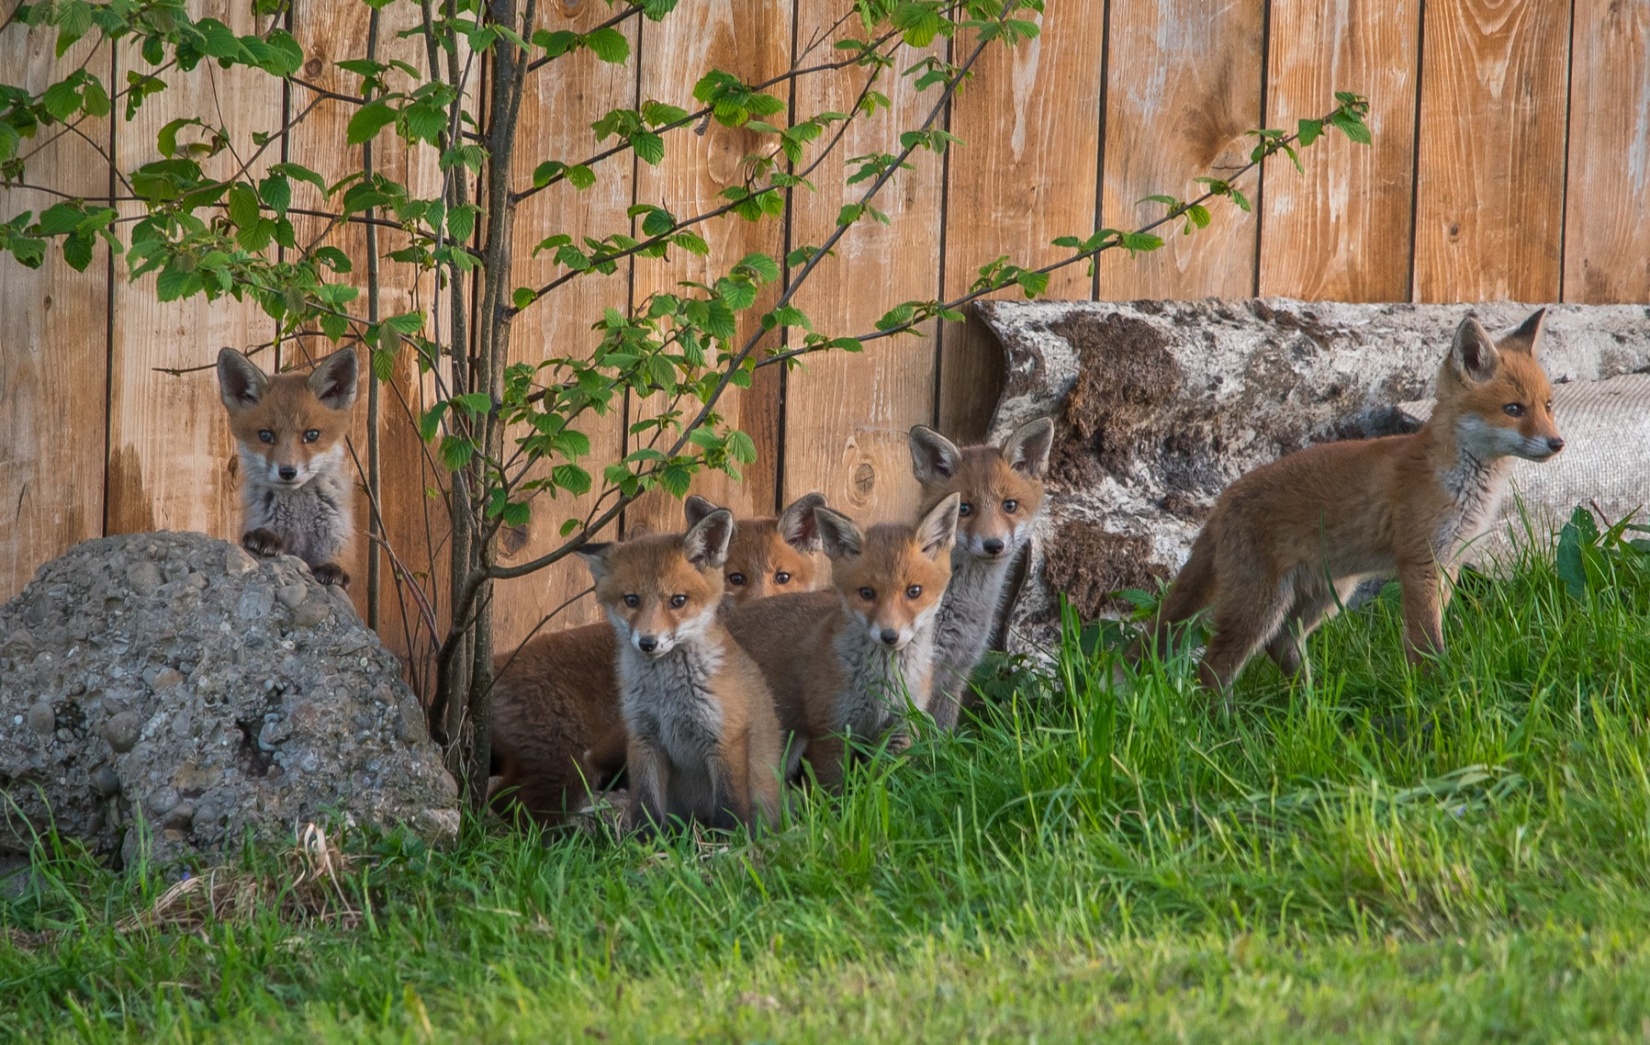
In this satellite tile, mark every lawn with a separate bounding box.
[4,514,1650,1043]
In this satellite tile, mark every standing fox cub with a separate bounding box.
[579,509,784,832]
[1136,309,1565,693]
[216,348,358,587]
[908,418,1054,731]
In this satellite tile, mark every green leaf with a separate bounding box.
[41,79,82,121]
[533,29,579,58]
[34,203,85,236]
[565,165,596,190]
[419,402,449,442]
[446,204,479,242]
[346,101,397,146]
[726,430,757,464]
[630,131,664,166]
[439,437,475,472]
[551,463,592,496]
[227,182,260,227]
[258,173,291,215]
[61,232,93,272]
[584,27,631,63]
[512,286,538,310]
[1297,118,1323,148]
[1119,231,1163,255]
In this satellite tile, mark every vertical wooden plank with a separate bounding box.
[626,0,792,531]
[0,30,111,598]
[490,4,640,647]
[1413,0,1571,302]
[106,1,284,546]
[284,0,451,656]
[1563,0,1650,302]
[938,1,1106,442]
[1097,0,1266,300]
[782,14,945,521]
[1260,0,1420,301]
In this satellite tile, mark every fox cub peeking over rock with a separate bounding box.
[216,347,359,588]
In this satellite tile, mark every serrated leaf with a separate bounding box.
[346,100,397,145]
[552,463,592,495]
[439,437,474,472]
[1297,118,1323,147]
[227,182,260,227]
[584,26,630,63]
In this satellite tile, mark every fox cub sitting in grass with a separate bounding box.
[1133,309,1565,694]
[216,347,359,588]
[579,509,785,833]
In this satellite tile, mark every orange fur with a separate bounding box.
[1136,310,1565,694]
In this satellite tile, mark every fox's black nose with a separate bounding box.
[278,465,298,481]
[878,628,899,646]
[1547,437,1565,453]
[637,635,658,653]
[982,538,1005,555]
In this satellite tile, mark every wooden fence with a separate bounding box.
[3,0,1647,657]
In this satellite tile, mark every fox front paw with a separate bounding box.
[312,562,350,588]
[242,528,285,558]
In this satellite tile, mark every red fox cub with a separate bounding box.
[908,418,1054,730]
[736,494,961,790]
[1135,309,1565,693]
[686,492,826,602]
[216,348,358,588]
[579,509,783,832]
[487,493,826,826]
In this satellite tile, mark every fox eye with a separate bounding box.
[957,502,973,517]
[858,586,875,602]
[669,594,687,609]
[905,585,922,599]
[257,430,275,444]
[303,428,321,443]
[622,594,640,608]
[727,572,746,586]
[1002,499,1018,514]
[1503,403,1525,417]
[774,571,791,585]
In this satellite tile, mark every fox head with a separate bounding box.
[579,509,733,658]
[814,494,960,651]
[908,418,1054,564]
[685,492,827,604]
[217,348,358,489]
[1436,310,1565,464]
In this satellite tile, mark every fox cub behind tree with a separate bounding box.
[580,509,784,832]
[1136,309,1565,693]
[216,348,359,588]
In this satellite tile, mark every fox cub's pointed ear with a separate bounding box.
[777,492,827,553]
[1449,317,1501,384]
[1002,417,1054,479]
[576,542,614,581]
[683,508,735,570]
[683,494,721,529]
[916,492,961,561]
[814,507,863,561]
[908,425,962,484]
[1501,308,1547,357]
[216,348,269,410]
[309,348,359,411]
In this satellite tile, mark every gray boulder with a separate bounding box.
[0,531,459,867]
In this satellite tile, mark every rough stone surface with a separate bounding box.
[977,299,1650,651]
[0,531,459,867]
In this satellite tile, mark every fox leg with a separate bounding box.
[242,528,285,558]
[1142,535,1218,663]
[1397,557,1446,664]
[1198,572,1293,695]
[801,734,847,793]
[1264,578,1352,680]
[622,737,669,835]
[707,730,753,830]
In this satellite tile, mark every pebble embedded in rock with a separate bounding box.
[125,562,163,596]
[290,594,332,629]
[102,711,143,753]
[91,766,121,796]
[149,667,185,691]
[25,702,54,735]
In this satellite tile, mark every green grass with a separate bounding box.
[4,522,1650,1043]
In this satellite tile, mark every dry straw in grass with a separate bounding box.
[117,823,362,934]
